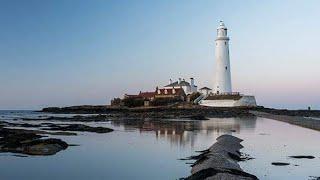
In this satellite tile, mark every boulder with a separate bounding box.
[22,138,68,155]
[184,134,257,180]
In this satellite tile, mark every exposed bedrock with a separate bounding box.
[42,124,114,133]
[0,128,68,155]
[40,106,256,119]
[183,134,258,180]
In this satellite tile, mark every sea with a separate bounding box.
[0,110,319,180]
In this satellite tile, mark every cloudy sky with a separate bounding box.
[0,0,319,109]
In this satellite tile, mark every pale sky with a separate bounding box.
[0,0,319,110]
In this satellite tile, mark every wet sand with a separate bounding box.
[251,111,320,131]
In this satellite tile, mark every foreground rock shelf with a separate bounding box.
[183,134,258,180]
[42,124,114,133]
[0,121,114,156]
[0,128,68,155]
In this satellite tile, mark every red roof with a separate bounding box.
[156,88,185,96]
[138,91,156,98]
[124,94,140,98]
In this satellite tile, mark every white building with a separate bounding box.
[199,87,212,96]
[164,78,197,95]
[213,21,232,94]
[199,21,257,107]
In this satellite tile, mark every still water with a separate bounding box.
[0,111,319,180]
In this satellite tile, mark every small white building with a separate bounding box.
[164,78,197,95]
[199,87,212,96]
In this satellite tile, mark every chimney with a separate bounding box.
[178,78,182,84]
[190,78,194,87]
[169,79,172,84]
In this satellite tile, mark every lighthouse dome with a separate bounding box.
[217,21,227,29]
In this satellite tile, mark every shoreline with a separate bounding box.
[39,105,320,132]
[251,111,320,131]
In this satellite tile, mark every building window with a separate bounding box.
[225,66,227,70]
[225,42,226,45]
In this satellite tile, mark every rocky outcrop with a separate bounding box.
[271,162,290,166]
[183,135,258,180]
[0,128,68,155]
[43,124,114,133]
[288,155,315,159]
[39,106,256,121]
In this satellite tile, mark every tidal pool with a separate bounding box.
[0,111,319,180]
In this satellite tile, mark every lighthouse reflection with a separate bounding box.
[110,117,257,148]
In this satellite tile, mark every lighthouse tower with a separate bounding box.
[213,21,232,94]
[199,21,257,107]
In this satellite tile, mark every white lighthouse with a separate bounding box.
[214,21,232,94]
[198,21,257,107]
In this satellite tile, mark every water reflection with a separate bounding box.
[110,116,257,148]
[1,111,320,180]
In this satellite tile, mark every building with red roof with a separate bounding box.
[154,87,186,101]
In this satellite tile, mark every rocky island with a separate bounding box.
[40,105,320,131]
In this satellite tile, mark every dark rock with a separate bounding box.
[182,134,257,180]
[240,152,255,161]
[68,144,80,146]
[0,128,68,156]
[43,124,113,133]
[39,106,256,120]
[185,168,258,180]
[184,115,209,120]
[23,115,109,122]
[271,162,290,166]
[309,176,320,180]
[289,155,315,159]
[0,121,41,128]
[12,154,28,157]
[21,138,68,155]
